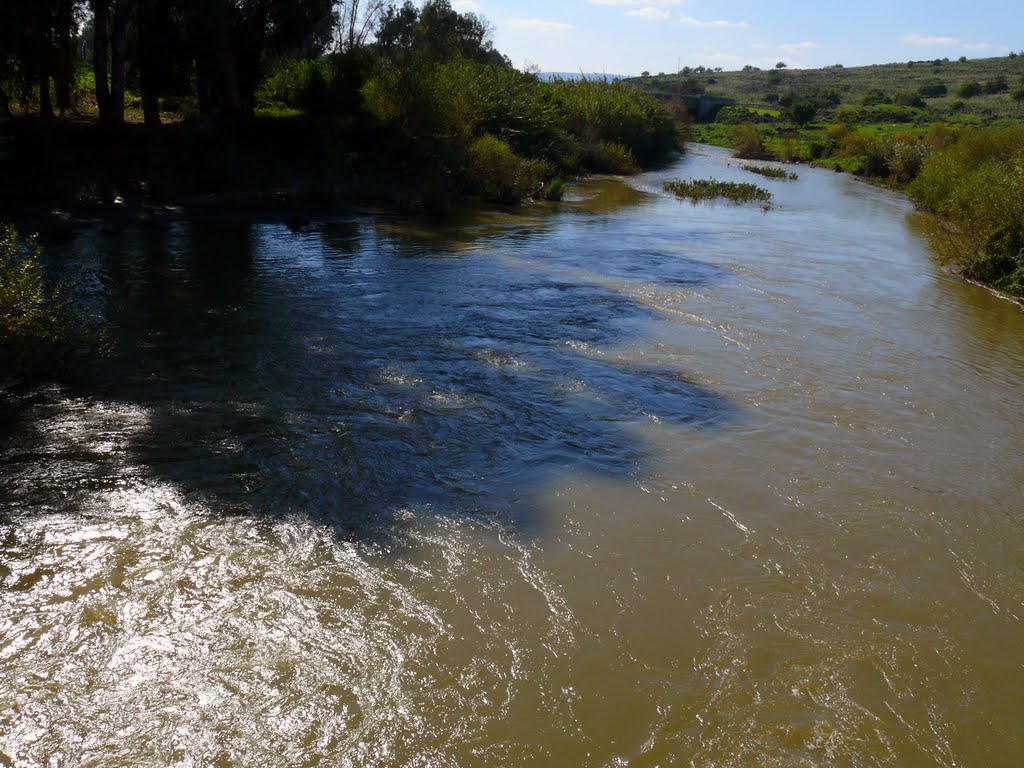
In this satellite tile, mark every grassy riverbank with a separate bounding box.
[696,123,1024,299]
[4,67,682,217]
[2,1,684,217]
[693,120,1024,299]
[909,126,1024,297]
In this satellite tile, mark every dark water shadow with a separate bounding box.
[1,204,736,546]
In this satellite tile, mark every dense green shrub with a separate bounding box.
[464,134,551,203]
[983,76,1009,94]
[258,59,331,114]
[361,61,680,191]
[861,89,890,106]
[715,106,778,124]
[589,141,639,174]
[918,82,948,98]
[892,90,925,108]
[0,225,71,380]
[909,126,1024,294]
[885,136,931,183]
[547,78,680,167]
[857,104,931,123]
[664,177,772,205]
[957,81,983,99]
[731,124,769,159]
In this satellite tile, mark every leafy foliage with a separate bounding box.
[742,164,797,180]
[909,126,1024,295]
[0,225,72,379]
[464,134,551,203]
[664,178,773,205]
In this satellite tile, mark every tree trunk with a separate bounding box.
[142,89,160,127]
[138,0,162,127]
[109,0,127,124]
[219,26,242,114]
[39,70,55,119]
[54,0,74,116]
[93,0,110,121]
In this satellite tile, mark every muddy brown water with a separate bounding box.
[2,145,1023,767]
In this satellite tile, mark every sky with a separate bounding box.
[447,0,1022,75]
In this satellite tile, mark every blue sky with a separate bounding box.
[449,0,1021,74]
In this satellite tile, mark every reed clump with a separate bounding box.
[664,178,773,205]
[741,164,798,180]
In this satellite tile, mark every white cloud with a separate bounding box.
[702,52,744,62]
[780,41,817,53]
[751,43,769,50]
[505,18,574,33]
[679,16,749,29]
[903,33,959,46]
[588,0,685,5]
[628,7,671,19]
[451,0,480,10]
[902,33,993,50]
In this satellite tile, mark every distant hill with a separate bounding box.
[538,72,628,82]
[630,55,1024,119]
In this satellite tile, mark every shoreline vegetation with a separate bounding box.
[632,57,1023,301]
[689,122,1024,302]
[1,1,684,222]
[2,1,1021,384]
[664,178,773,207]
[0,0,684,384]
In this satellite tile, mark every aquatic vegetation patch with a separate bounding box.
[742,164,798,180]
[664,178,773,206]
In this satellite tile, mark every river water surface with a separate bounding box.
[2,146,1023,767]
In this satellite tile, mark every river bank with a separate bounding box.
[688,122,1024,302]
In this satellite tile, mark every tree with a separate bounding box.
[958,81,983,99]
[175,0,334,116]
[775,61,787,69]
[1012,78,1024,115]
[919,81,947,98]
[376,0,509,67]
[784,100,816,127]
[983,75,1009,94]
[92,0,111,121]
[336,0,389,52]
[892,90,925,108]
[861,89,890,106]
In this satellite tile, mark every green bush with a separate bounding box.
[0,225,70,380]
[886,137,931,183]
[589,141,639,174]
[731,124,768,159]
[892,90,925,108]
[258,59,331,114]
[547,78,680,167]
[918,82,948,98]
[909,126,1024,295]
[664,177,772,205]
[464,134,552,203]
[957,81,983,99]
[857,104,931,123]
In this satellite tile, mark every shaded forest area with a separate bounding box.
[0,1,683,215]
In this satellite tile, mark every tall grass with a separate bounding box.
[909,125,1024,295]
[0,225,72,380]
[664,178,773,205]
[358,61,683,202]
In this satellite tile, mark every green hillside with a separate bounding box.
[632,55,1024,121]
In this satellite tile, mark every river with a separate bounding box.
[2,145,1023,767]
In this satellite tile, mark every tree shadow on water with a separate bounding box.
[1,213,737,546]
